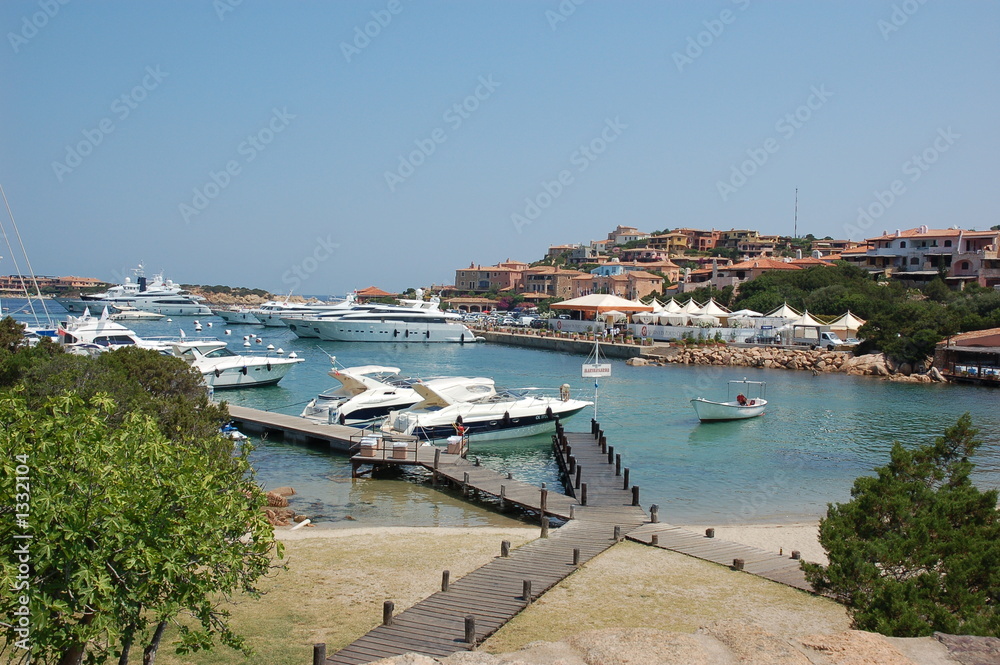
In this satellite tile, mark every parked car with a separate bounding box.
[529,318,547,329]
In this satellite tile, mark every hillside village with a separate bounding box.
[440,224,1000,311]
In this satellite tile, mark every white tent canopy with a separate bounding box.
[764,302,802,319]
[551,294,654,314]
[828,310,867,332]
[680,299,703,314]
[649,298,665,313]
[663,298,683,313]
[700,298,731,317]
[602,310,628,322]
[633,312,658,324]
[796,310,827,327]
[729,308,763,318]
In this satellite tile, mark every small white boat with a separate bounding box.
[690,379,767,421]
[171,341,303,389]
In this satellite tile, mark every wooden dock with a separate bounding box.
[227,404,414,454]
[224,410,821,664]
[323,420,648,665]
[625,523,814,592]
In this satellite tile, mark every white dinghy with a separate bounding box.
[690,379,767,422]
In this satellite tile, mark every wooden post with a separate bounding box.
[507,472,513,480]
[622,467,630,490]
[501,540,510,557]
[522,580,532,602]
[613,525,621,541]
[574,465,582,489]
[432,447,440,486]
[499,484,506,511]
[705,528,715,538]
[651,533,659,545]
[475,457,481,467]
[464,615,476,645]
[573,548,580,565]
[565,444,572,460]
[631,485,640,506]
[568,455,576,475]
[312,644,326,665]
[441,570,450,592]
[463,471,470,497]
[650,504,659,523]
[791,550,801,560]
[600,436,607,453]
[383,600,394,625]
[607,445,614,464]
[569,505,575,520]
[591,419,597,435]
[581,483,588,506]
[615,453,621,476]
[732,558,745,571]
[540,487,549,538]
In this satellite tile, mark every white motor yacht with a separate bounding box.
[310,296,477,343]
[301,365,494,426]
[171,341,303,389]
[57,308,173,354]
[211,307,263,325]
[385,382,592,442]
[55,265,211,316]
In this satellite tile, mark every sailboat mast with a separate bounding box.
[0,183,52,323]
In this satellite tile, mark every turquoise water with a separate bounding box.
[17,301,1000,527]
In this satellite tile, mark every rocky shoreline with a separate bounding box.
[634,345,949,384]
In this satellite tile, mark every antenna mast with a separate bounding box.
[793,188,798,239]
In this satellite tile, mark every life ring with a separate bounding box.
[557,320,562,330]
[641,325,648,337]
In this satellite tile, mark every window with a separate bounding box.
[944,240,952,247]
[899,241,907,248]
[910,257,919,265]
[960,261,970,271]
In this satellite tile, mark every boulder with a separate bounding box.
[898,362,912,377]
[927,367,946,382]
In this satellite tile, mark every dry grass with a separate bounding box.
[145,527,537,665]
[482,541,850,653]
[128,529,847,664]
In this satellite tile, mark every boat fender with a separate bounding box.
[214,368,222,378]
[339,413,346,426]
[546,406,553,418]
[240,366,248,375]
[456,415,463,426]
[502,411,511,425]
[393,329,399,337]
[266,362,272,371]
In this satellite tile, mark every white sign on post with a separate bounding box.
[582,363,612,377]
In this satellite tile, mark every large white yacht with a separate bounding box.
[384,382,592,442]
[252,293,359,327]
[309,295,477,343]
[171,341,303,389]
[300,365,494,425]
[55,265,211,316]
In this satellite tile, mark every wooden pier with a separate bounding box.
[225,409,821,664]
[323,420,648,665]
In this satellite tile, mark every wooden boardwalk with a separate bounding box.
[325,421,648,665]
[227,405,414,454]
[626,523,814,591]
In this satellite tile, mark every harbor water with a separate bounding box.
[13,301,1000,528]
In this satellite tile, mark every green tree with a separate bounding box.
[803,414,1000,637]
[0,392,281,665]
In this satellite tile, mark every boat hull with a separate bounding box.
[283,318,322,338]
[690,398,767,421]
[203,361,298,389]
[213,309,263,325]
[396,401,589,442]
[314,321,477,343]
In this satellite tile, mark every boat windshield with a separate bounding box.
[203,347,238,358]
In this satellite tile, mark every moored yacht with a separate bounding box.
[384,382,592,442]
[301,365,494,425]
[310,295,476,343]
[171,340,303,389]
[55,266,211,316]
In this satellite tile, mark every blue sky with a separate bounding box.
[2,1,998,295]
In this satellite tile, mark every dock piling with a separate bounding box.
[382,601,394,626]
[607,445,614,464]
[615,453,621,476]
[573,547,580,565]
[581,483,588,506]
[312,644,326,665]
[631,485,640,506]
[441,570,450,592]
[501,540,510,558]
[464,616,476,645]
[522,580,532,602]
[650,504,659,523]
[623,467,630,490]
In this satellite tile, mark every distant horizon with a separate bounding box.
[3,1,997,293]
